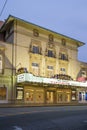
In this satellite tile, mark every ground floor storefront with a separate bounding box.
[0,76,16,104]
[0,76,11,104]
[77,88,87,103]
[0,83,87,105]
[16,83,78,104]
[0,73,87,105]
[15,73,87,105]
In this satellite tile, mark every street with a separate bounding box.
[0,106,87,130]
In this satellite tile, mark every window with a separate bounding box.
[60,68,66,74]
[32,63,39,76]
[59,53,68,61]
[25,89,34,102]
[48,50,54,57]
[32,63,39,67]
[17,67,28,74]
[47,66,53,70]
[81,71,86,77]
[16,87,23,100]
[0,55,2,73]
[32,46,39,54]
[47,66,54,77]
[30,39,41,54]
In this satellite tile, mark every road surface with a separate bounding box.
[0,106,87,130]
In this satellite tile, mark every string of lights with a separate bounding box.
[0,0,8,17]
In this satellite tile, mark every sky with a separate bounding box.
[0,0,87,62]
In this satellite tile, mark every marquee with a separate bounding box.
[17,73,87,87]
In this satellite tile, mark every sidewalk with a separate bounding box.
[0,102,87,108]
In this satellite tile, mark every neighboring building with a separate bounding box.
[0,15,87,104]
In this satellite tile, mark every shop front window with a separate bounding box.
[25,91,34,102]
[0,87,7,100]
[57,91,70,103]
[71,90,76,101]
[57,93,63,102]
[16,87,24,100]
[36,92,44,103]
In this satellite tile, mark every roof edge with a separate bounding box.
[0,14,85,46]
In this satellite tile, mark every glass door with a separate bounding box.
[46,91,54,103]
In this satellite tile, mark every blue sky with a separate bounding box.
[0,0,87,62]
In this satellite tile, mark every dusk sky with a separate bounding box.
[0,0,87,62]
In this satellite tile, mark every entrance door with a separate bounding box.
[46,91,54,103]
[25,90,34,103]
[57,92,70,103]
[79,91,85,102]
[57,93,63,102]
[85,92,87,101]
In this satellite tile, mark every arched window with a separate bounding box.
[30,40,41,54]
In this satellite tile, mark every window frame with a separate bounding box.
[59,52,68,61]
[32,62,39,76]
[48,49,54,57]
[60,67,66,74]
[32,45,39,54]
[81,70,86,77]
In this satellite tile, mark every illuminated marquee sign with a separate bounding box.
[17,73,87,87]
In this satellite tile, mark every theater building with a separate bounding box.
[0,15,87,104]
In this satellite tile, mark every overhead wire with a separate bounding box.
[0,0,8,17]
